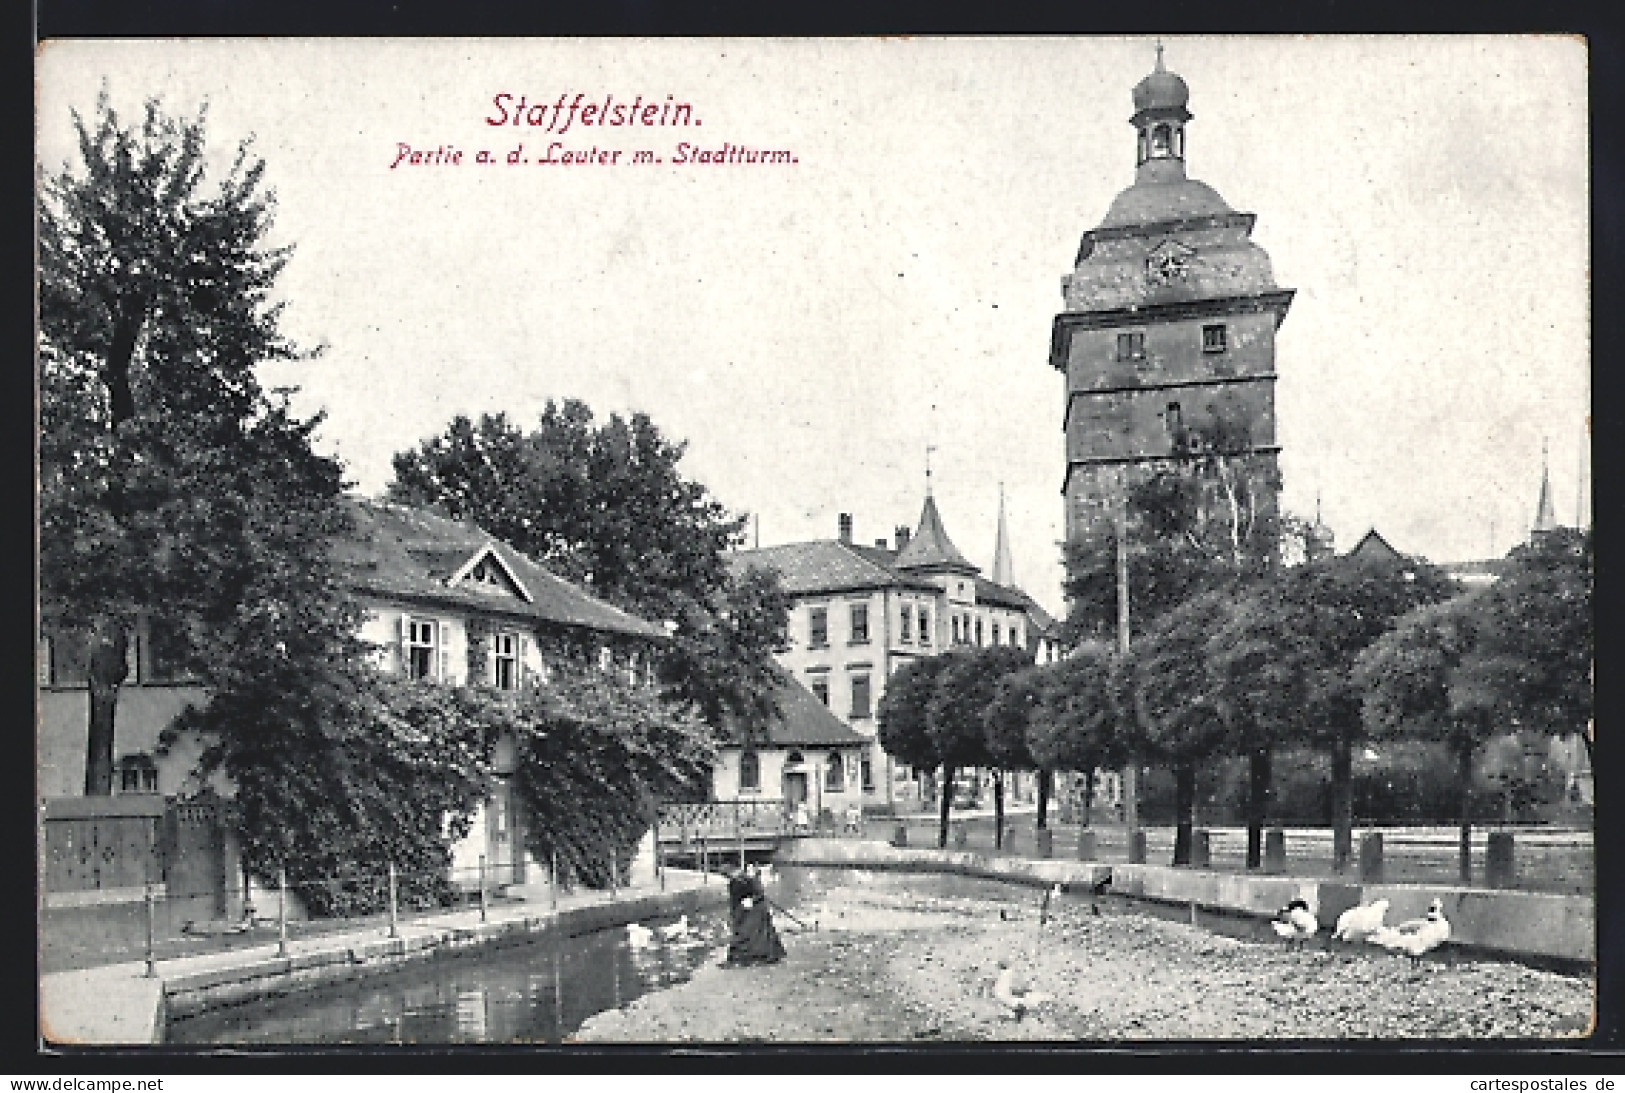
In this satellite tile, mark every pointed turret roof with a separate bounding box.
[893,495,979,575]
[1534,443,1558,534]
[992,486,1014,586]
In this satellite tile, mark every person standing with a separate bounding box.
[725,863,786,966]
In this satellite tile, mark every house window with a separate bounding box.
[493,632,519,691]
[861,756,875,791]
[117,753,158,795]
[991,621,1001,645]
[740,750,761,792]
[404,618,440,681]
[899,605,912,644]
[825,752,846,792]
[849,603,870,644]
[809,606,829,648]
[1116,331,1146,362]
[974,618,984,646]
[919,608,932,646]
[850,674,872,719]
[810,676,830,706]
[951,616,961,644]
[1203,324,1227,353]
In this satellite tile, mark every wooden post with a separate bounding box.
[610,845,619,900]
[387,861,399,939]
[144,884,157,978]
[277,864,288,958]
[478,855,488,923]
[737,800,745,868]
[655,825,665,892]
[700,835,708,882]
[550,849,558,912]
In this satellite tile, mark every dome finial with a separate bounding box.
[1155,39,1165,72]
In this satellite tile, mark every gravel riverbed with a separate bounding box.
[574,881,1593,1042]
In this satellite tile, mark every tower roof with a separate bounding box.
[1534,452,1558,534]
[1132,48,1191,119]
[893,495,980,575]
[992,487,1014,586]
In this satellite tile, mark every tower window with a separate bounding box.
[1165,402,1183,433]
[1116,332,1146,362]
[1151,124,1172,156]
[1203,324,1227,353]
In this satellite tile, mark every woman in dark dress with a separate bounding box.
[726,863,786,966]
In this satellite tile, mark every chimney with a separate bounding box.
[838,513,853,544]
[895,525,911,550]
[875,538,889,549]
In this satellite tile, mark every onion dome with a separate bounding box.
[1132,67,1189,116]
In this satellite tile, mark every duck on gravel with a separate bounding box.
[626,923,656,948]
[1270,898,1319,950]
[1329,898,1390,947]
[658,915,693,942]
[991,960,1054,1021]
[1369,898,1451,968]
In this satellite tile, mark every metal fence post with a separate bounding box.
[277,864,289,958]
[387,861,399,939]
[144,884,157,978]
[478,855,488,923]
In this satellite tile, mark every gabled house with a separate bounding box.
[38,497,672,899]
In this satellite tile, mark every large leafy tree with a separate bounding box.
[877,655,948,844]
[986,665,1055,829]
[1027,642,1124,828]
[1355,594,1503,882]
[39,91,328,794]
[1208,554,1457,869]
[928,646,1029,848]
[1127,590,1236,865]
[389,406,789,736]
[972,646,1048,845]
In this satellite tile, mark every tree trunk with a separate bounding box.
[84,624,130,796]
[1083,769,1095,827]
[1330,734,1354,872]
[993,771,1005,849]
[1457,735,1475,885]
[1173,762,1195,866]
[1246,748,1271,869]
[938,765,955,849]
[1036,769,1050,829]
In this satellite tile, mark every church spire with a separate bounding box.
[992,483,1014,586]
[1533,438,1557,535]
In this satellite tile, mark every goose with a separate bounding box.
[658,915,692,941]
[991,960,1053,1021]
[1369,898,1450,968]
[625,922,655,948]
[1039,883,1063,926]
[1270,898,1318,949]
[1089,873,1112,916]
[1330,898,1390,946]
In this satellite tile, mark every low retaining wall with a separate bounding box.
[157,884,730,1032]
[777,840,1594,965]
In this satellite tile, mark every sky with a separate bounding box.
[36,37,1590,615]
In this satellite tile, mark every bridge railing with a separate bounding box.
[656,799,792,846]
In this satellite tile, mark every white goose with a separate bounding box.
[1369,898,1451,968]
[992,960,1053,1021]
[1331,898,1390,945]
[658,915,692,942]
[1270,898,1319,950]
[626,922,655,948]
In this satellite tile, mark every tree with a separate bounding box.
[988,665,1057,829]
[1477,528,1593,763]
[1027,643,1125,828]
[389,405,789,735]
[975,646,1049,844]
[1355,594,1502,883]
[1127,591,1236,865]
[39,91,321,793]
[878,656,948,844]
[927,646,1029,848]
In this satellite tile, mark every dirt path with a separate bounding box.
[574,883,1593,1042]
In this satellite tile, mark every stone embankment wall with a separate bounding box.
[776,840,1593,965]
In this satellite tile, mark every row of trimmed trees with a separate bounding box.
[879,526,1591,873]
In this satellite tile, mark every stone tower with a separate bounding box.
[1050,51,1293,544]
